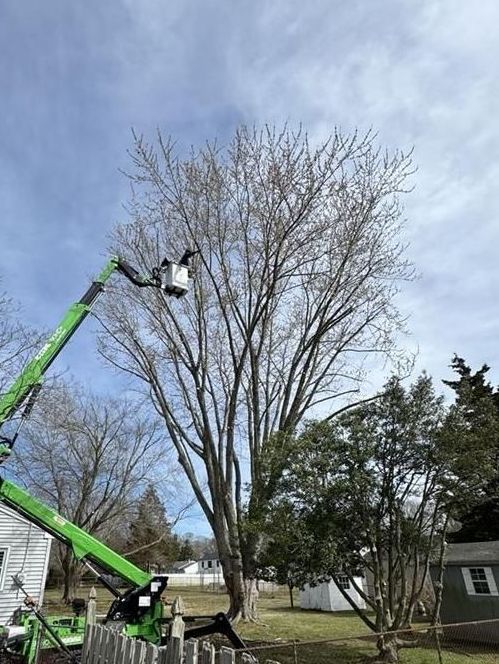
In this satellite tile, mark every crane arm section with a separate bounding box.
[0,259,120,445]
[0,253,190,462]
[0,477,152,588]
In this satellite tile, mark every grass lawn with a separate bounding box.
[42,585,498,663]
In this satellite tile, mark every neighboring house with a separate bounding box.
[430,540,499,644]
[198,552,221,575]
[0,503,52,626]
[167,560,199,574]
[300,574,366,612]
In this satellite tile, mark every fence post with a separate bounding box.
[185,639,199,664]
[86,586,97,626]
[166,596,185,664]
[133,639,147,664]
[89,624,104,664]
[80,622,94,664]
[219,646,236,664]
[201,642,215,664]
[144,642,158,664]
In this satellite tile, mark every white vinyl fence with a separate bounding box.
[166,573,277,592]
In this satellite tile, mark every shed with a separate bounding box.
[300,575,366,612]
[0,503,52,625]
[430,540,499,643]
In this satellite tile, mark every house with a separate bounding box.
[0,503,52,626]
[167,560,199,574]
[430,540,499,644]
[198,552,221,575]
[300,574,366,612]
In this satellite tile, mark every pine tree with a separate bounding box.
[126,486,180,570]
[443,356,499,542]
[179,539,195,560]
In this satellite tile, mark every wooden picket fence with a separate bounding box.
[80,594,256,664]
[80,624,255,664]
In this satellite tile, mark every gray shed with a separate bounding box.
[0,503,52,626]
[430,540,499,644]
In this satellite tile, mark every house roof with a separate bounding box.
[0,502,26,525]
[199,552,218,561]
[168,560,197,572]
[0,502,52,539]
[441,541,499,565]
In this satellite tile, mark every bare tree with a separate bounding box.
[0,289,40,395]
[11,382,164,602]
[98,125,414,620]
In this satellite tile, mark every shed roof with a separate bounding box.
[441,541,499,565]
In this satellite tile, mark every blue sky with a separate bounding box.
[2,0,499,533]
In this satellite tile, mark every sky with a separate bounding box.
[1,0,499,533]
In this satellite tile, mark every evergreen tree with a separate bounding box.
[264,375,448,662]
[178,539,195,560]
[443,355,499,542]
[126,486,179,570]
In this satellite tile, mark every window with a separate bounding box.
[201,561,205,569]
[462,567,498,596]
[469,568,490,594]
[336,574,350,591]
[0,548,8,590]
[208,560,213,569]
[216,561,220,567]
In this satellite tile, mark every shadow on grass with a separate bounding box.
[240,639,376,664]
[266,605,373,627]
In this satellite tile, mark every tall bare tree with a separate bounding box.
[11,383,163,601]
[98,125,414,620]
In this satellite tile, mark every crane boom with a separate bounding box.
[0,477,151,588]
[0,255,190,462]
[0,260,117,434]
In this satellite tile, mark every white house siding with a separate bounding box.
[198,557,221,574]
[0,503,52,625]
[300,577,367,612]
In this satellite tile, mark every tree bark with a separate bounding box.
[61,550,80,604]
[221,551,260,622]
[376,634,421,663]
[376,635,400,663]
[287,581,294,609]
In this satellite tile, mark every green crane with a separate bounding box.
[0,477,243,662]
[0,253,192,463]
[0,253,244,663]
[0,478,168,660]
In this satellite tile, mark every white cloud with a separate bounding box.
[2,0,499,391]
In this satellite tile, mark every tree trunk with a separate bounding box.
[61,549,80,604]
[214,512,261,622]
[288,581,294,609]
[223,556,260,622]
[375,635,419,663]
[62,563,76,604]
[243,578,260,620]
[376,635,400,663]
